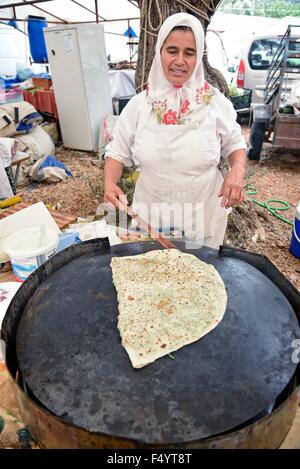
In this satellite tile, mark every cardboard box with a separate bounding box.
[32,77,52,90]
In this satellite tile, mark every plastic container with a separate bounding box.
[0,89,23,105]
[2,226,59,282]
[230,89,252,110]
[57,232,81,252]
[28,15,48,64]
[290,202,300,259]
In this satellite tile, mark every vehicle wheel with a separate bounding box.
[247,122,265,160]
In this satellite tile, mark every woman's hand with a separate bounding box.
[104,157,127,210]
[104,182,128,210]
[218,148,246,209]
[218,167,245,209]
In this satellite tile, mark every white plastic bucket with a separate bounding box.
[2,226,59,282]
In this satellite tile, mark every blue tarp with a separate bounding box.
[0,77,20,89]
[0,72,51,90]
[39,156,72,177]
[123,26,138,38]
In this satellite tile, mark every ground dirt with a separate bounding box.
[21,127,300,291]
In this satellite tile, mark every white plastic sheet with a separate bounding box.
[0,156,13,199]
[288,80,300,115]
[109,70,136,99]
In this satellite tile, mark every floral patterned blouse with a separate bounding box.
[105,86,246,168]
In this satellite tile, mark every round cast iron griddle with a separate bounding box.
[16,241,299,444]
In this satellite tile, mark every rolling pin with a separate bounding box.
[0,193,23,209]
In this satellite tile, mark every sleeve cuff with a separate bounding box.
[104,151,133,168]
[221,141,247,159]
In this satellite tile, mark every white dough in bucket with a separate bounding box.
[2,226,59,281]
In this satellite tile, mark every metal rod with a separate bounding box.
[0,17,140,25]
[0,16,63,23]
[124,205,178,250]
[127,0,139,8]
[0,0,52,8]
[100,16,140,23]
[105,31,127,37]
[70,0,106,21]
[22,0,68,23]
[3,10,28,35]
[95,0,98,23]
[0,1,140,22]
[128,18,130,64]
[52,17,140,24]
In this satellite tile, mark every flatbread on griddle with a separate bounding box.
[111,249,227,368]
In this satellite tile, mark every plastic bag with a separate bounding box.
[287,81,300,116]
[0,137,15,167]
[16,62,33,82]
[0,157,14,198]
[28,155,72,183]
[98,113,119,158]
[15,126,54,160]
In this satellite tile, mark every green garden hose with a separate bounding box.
[244,183,293,226]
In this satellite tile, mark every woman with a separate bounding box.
[104,13,246,248]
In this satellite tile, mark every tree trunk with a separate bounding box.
[135,0,228,96]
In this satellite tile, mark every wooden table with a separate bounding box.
[23,89,58,119]
[0,203,77,231]
[0,270,15,282]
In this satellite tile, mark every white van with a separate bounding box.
[233,31,300,105]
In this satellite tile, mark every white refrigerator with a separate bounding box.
[44,23,113,151]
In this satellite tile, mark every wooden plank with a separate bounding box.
[273,113,300,148]
[0,270,16,282]
[280,405,300,449]
[0,203,77,230]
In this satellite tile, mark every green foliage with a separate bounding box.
[118,167,136,207]
[228,84,242,97]
[254,1,300,18]
[219,0,300,18]
[87,163,136,207]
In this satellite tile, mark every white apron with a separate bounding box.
[131,118,228,249]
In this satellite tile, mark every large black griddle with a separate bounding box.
[14,239,300,444]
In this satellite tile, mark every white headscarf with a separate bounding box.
[146,13,215,125]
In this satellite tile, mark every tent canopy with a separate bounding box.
[0,0,140,24]
[0,1,142,72]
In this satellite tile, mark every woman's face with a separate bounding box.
[161,29,197,86]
